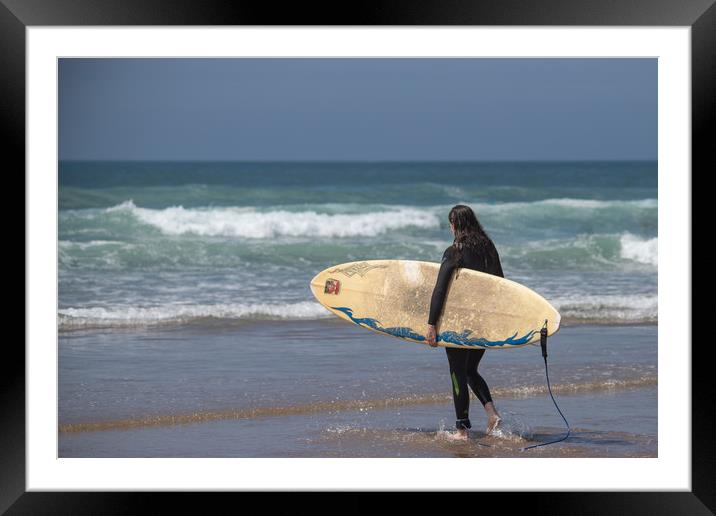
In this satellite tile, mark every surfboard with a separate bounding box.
[309,259,560,349]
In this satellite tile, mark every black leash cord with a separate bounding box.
[477,322,570,451]
[521,321,571,451]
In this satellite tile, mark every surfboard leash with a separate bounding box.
[474,321,570,450]
[520,319,571,451]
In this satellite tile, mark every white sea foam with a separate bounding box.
[540,198,656,209]
[58,240,123,249]
[499,232,658,270]
[106,200,440,238]
[58,300,332,329]
[619,233,658,266]
[552,293,658,323]
[469,198,657,212]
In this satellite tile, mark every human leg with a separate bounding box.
[465,349,492,405]
[446,347,471,436]
[466,349,502,434]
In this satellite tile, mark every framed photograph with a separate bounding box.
[11,0,709,512]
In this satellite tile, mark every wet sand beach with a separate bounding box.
[59,319,657,458]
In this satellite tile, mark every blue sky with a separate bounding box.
[59,58,657,161]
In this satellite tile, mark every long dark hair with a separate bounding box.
[448,204,498,270]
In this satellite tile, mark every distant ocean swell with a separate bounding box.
[57,160,658,212]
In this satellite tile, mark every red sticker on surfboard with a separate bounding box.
[324,279,341,295]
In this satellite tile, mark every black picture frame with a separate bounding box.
[8,0,709,512]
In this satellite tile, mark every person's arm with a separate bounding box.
[428,247,457,326]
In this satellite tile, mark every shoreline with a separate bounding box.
[59,385,658,458]
[59,377,658,434]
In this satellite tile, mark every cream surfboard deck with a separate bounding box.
[310,259,560,349]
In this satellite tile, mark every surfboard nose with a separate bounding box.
[309,270,325,301]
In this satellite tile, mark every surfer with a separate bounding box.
[426,204,504,440]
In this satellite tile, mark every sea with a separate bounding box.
[58,160,658,459]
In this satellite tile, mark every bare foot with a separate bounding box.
[486,416,502,435]
[450,428,469,441]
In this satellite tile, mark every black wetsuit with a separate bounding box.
[428,241,504,430]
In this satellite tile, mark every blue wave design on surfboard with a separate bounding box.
[331,306,537,348]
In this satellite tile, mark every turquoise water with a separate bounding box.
[58,160,657,330]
